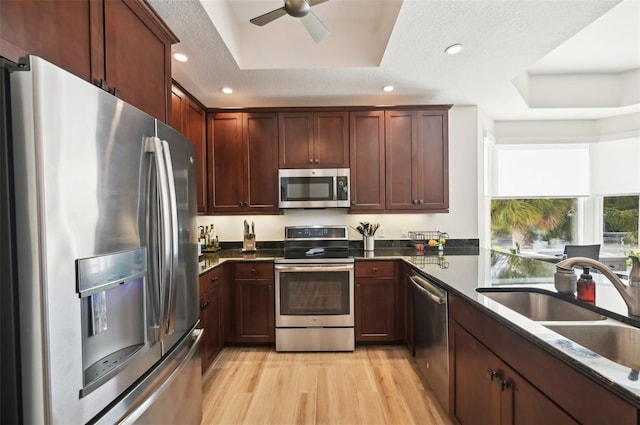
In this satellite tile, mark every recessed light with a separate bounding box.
[221,87,233,94]
[445,44,463,55]
[382,85,394,92]
[173,53,188,62]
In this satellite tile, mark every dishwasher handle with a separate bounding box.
[409,275,446,304]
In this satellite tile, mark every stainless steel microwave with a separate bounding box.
[278,168,350,208]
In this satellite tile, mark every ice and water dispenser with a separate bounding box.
[76,248,148,397]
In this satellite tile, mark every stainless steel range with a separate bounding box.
[274,225,354,352]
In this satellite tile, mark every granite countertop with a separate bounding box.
[199,248,283,274]
[198,245,640,406]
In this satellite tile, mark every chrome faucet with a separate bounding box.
[554,256,640,316]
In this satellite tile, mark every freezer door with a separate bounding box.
[93,325,204,425]
[156,122,199,354]
[10,56,162,424]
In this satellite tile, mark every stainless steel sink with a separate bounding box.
[478,290,607,321]
[545,323,640,370]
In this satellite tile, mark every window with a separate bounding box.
[486,137,639,256]
[603,195,639,255]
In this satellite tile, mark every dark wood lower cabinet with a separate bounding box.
[450,320,577,425]
[355,260,404,342]
[355,278,395,341]
[231,262,275,344]
[449,293,638,425]
[199,267,223,373]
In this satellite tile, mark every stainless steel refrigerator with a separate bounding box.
[1,55,202,424]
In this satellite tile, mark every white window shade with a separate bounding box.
[590,138,640,196]
[492,144,590,198]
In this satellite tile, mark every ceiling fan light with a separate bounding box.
[383,85,394,92]
[173,53,188,62]
[445,44,463,55]
[221,87,233,94]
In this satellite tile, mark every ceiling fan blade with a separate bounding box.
[300,11,329,42]
[250,6,287,26]
[308,0,329,6]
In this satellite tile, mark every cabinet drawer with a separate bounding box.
[234,262,274,279]
[199,266,223,295]
[355,260,395,278]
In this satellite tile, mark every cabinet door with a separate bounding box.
[385,110,417,209]
[208,278,223,365]
[245,113,279,211]
[185,100,207,213]
[0,0,94,81]
[208,113,246,212]
[313,111,349,168]
[278,112,313,168]
[199,290,213,373]
[235,279,275,343]
[415,110,449,211]
[501,362,578,425]
[355,278,395,342]
[102,0,175,122]
[450,321,501,425]
[170,84,186,133]
[349,111,385,210]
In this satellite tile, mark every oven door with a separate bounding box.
[274,263,354,327]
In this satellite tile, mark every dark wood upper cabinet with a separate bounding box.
[171,83,207,212]
[0,1,94,81]
[1,0,177,123]
[349,111,385,210]
[279,111,349,168]
[385,109,449,212]
[100,0,176,122]
[208,112,279,214]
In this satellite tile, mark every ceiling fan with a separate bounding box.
[249,0,330,42]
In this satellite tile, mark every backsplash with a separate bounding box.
[197,209,476,242]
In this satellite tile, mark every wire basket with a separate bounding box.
[408,230,449,248]
[411,254,450,269]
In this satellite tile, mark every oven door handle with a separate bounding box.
[275,265,354,273]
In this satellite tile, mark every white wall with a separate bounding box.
[198,106,481,242]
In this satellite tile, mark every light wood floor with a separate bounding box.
[201,346,452,425]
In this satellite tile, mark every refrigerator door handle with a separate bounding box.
[145,136,171,342]
[161,140,179,335]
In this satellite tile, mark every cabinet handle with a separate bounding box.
[309,159,313,163]
[268,284,273,288]
[500,378,510,391]
[419,200,424,204]
[356,283,360,287]
[251,269,256,273]
[200,301,210,309]
[412,199,417,204]
[211,277,218,282]
[372,267,378,272]
[487,368,497,381]
[315,159,319,164]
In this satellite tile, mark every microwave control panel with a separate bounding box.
[337,176,349,201]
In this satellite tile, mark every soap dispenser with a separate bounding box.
[577,267,595,303]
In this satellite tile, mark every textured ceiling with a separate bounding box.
[148,0,640,122]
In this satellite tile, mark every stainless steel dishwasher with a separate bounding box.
[409,271,449,412]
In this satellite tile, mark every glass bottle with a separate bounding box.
[576,267,595,303]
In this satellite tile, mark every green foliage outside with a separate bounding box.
[491,199,574,248]
[604,196,638,246]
